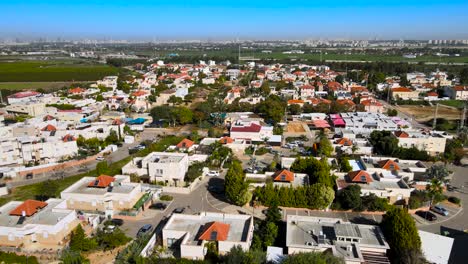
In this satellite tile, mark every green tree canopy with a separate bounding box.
[225,160,250,206]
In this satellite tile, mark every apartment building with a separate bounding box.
[393,130,447,155]
[286,215,390,264]
[162,212,254,260]
[5,101,46,116]
[0,199,78,249]
[6,91,42,104]
[60,175,147,217]
[336,112,400,135]
[444,86,468,100]
[391,87,420,100]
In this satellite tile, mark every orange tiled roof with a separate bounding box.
[88,175,115,188]
[348,170,373,183]
[62,134,75,142]
[273,169,294,182]
[287,99,304,104]
[335,138,353,146]
[377,159,400,171]
[9,200,48,217]
[176,138,195,149]
[198,222,230,241]
[394,131,409,138]
[41,124,57,131]
[219,136,234,144]
[392,87,412,92]
[69,87,85,94]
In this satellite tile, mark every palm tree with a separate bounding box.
[426,178,444,207]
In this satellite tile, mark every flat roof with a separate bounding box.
[0,199,71,227]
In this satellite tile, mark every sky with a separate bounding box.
[1,0,468,40]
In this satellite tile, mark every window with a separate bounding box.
[389,164,395,170]
[210,231,218,240]
[360,175,367,182]
[281,175,286,181]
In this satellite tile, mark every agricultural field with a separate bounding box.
[153,49,468,63]
[397,105,463,122]
[0,60,118,82]
[438,100,467,109]
[0,81,87,91]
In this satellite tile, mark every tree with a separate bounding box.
[37,180,59,200]
[460,67,468,85]
[260,81,271,96]
[281,251,344,264]
[381,207,423,264]
[225,161,250,206]
[105,130,119,145]
[288,104,302,115]
[335,75,344,84]
[386,108,398,117]
[95,227,131,250]
[426,178,444,206]
[425,165,450,182]
[337,185,362,210]
[369,130,399,156]
[69,225,98,252]
[222,246,265,264]
[339,156,352,172]
[290,157,335,188]
[256,95,286,124]
[168,95,183,105]
[262,222,278,248]
[307,183,335,209]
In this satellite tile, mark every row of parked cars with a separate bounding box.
[416,205,449,221]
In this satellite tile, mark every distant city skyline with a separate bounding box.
[1,0,468,40]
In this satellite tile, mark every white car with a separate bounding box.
[96,156,105,161]
[206,171,220,177]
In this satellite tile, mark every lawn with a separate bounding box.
[0,61,118,82]
[438,100,466,109]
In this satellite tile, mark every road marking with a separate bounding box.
[372,214,376,221]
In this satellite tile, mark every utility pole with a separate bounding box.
[432,103,439,130]
[460,104,466,133]
[0,89,3,104]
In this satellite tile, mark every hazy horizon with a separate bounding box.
[1,0,468,40]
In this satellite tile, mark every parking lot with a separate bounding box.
[412,203,462,226]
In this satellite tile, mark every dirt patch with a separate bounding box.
[85,245,127,264]
[287,122,306,133]
[397,105,462,122]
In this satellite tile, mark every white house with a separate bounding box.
[162,212,254,260]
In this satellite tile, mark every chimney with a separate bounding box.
[22,210,26,217]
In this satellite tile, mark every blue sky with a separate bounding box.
[1,0,467,40]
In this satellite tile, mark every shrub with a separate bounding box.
[448,196,461,205]
[0,251,39,264]
[160,195,173,201]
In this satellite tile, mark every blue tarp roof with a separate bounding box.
[127,118,146,125]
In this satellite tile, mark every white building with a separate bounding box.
[162,212,254,260]
[0,199,78,249]
[60,175,148,217]
[230,120,278,144]
[286,215,390,264]
[6,91,42,104]
[393,130,447,156]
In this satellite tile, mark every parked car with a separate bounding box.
[96,156,105,161]
[150,203,167,210]
[208,185,224,194]
[173,207,185,214]
[137,224,153,237]
[104,225,116,233]
[206,171,220,177]
[431,205,449,216]
[416,210,437,221]
[111,218,124,226]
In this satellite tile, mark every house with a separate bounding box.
[162,212,254,260]
[0,199,79,249]
[122,152,189,185]
[391,87,420,100]
[97,76,118,89]
[358,156,427,182]
[445,86,468,100]
[5,101,46,116]
[335,169,413,204]
[393,130,447,156]
[176,138,197,152]
[7,91,42,104]
[360,99,384,113]
[60,175,149,217]
[246,169,309,188]
[286,215,390,264]
[230,121,279,145]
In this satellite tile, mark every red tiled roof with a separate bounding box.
[231,123,262,133]
[336,99,355,106]
[287,99,304,105]
[348,170,373,183]
[7,91,40,99]
[41,124,57,131]
[454,86,468,91]
[219,136,234,144]
[361,99,383,107]
[427,92,438,97]
[177,138,195,149]
[88,175,115,188]
[272,169,294,182]
[62,134,75,142]
[335,138,353,146]
[394,131,409,138]
[9,200,48,217]
[392,87,412,92]
[132,90,148,97]
[69,87,85,94]
[198,222,230,241]
[43,115,55,121]
[377,159,400,171]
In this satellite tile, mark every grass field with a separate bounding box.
[438,100,467,109]
[0,60,118,82]
[154,49,468,63]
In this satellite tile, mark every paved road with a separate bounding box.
[418,165,468,234]
[8,127,191,187]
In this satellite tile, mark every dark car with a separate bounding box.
[150,203,167,210]
[173,207,185,214]
[415,210,437,221]
[111,218,124,226]
[137,224,153,237]
[208,185,224,194]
